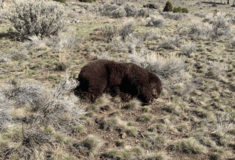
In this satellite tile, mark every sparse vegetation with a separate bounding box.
[138,114,152,122]
[119,20,136,41]
[100,24,118,42]
[180,43,196,57]
[172,138,207,154]
[73,135,102,156]
[173,7,189,13]
[6,0,65,40]
[211,16,231,39]
[146,17,165,28]
[160,35,180,49]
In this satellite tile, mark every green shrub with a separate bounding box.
[79,0,96,3]
[54,0,66,3]
[6,0,65,40]
[181,8,189,13]
[163,1,173,12]
[173,7,189,13]
[173,7,181,13]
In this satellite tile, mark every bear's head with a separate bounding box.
[149,73,162,99]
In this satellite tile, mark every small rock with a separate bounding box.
[71,18,80,24]
[121,132,126,139]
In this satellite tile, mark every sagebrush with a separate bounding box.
[6,0,65,40]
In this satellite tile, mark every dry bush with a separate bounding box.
[146,151,171,160]
[100,3,138,18]
[50,30,82,52]
[139,48,149,57]
[172,138,207,154]
[180,43,196,57]
[111,33,143,53]
[100,24,118,42]
[76,3,98,13]
[22,30,81,54]
[203,15,214,23]
[207,61,227,79]
[210,148,233,160]
[194,12,206,18]
[100,3,148,18]
[125,41,136,54]
[73,135,104,156]
[67,11,78,19]
[100,3,119,17]
[125,33,143,53]
[211,16,231,39]
[159,11,187,20]
[124,4,138,17]
[230,37,235,48]
[142,135,166,150]
[138,8,149,17]
[119,20,136,41]
[111,37,125,51]
[0,92,11,133]
[112,0,126,5]
[95,117,126,131]
[22,35,48,51]
[112,6,126,18]
[144,30,159,41]
[0,51,10,63]
[112,37,128,52]
[159,35,180,49]
[6,0,65,40]
[98,52,110,60]
[0,11,8,24]
[189,23,211,40]
[190,16,231,40]
[8,126,53,159]
[214,112,234,133]
[0,77,84,159]
[0,78,84,132]
[10,48,29,60]
[146,17,165,28]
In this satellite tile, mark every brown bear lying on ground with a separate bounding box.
[74,59,162,105]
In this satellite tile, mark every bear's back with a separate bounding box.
[79,59,112,79]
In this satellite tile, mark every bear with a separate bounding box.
[74,59,162,105]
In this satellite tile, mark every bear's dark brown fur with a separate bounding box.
[74,59,162,105]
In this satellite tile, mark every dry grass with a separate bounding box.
[172,138,207,154]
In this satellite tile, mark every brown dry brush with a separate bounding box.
[0,78,84,159]
[6,0,65,40]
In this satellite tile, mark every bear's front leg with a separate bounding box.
[80,92,100,103]
[137,87,154,105]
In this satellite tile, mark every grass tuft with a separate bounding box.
[137,114,152,122]
[172,138,207,154]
